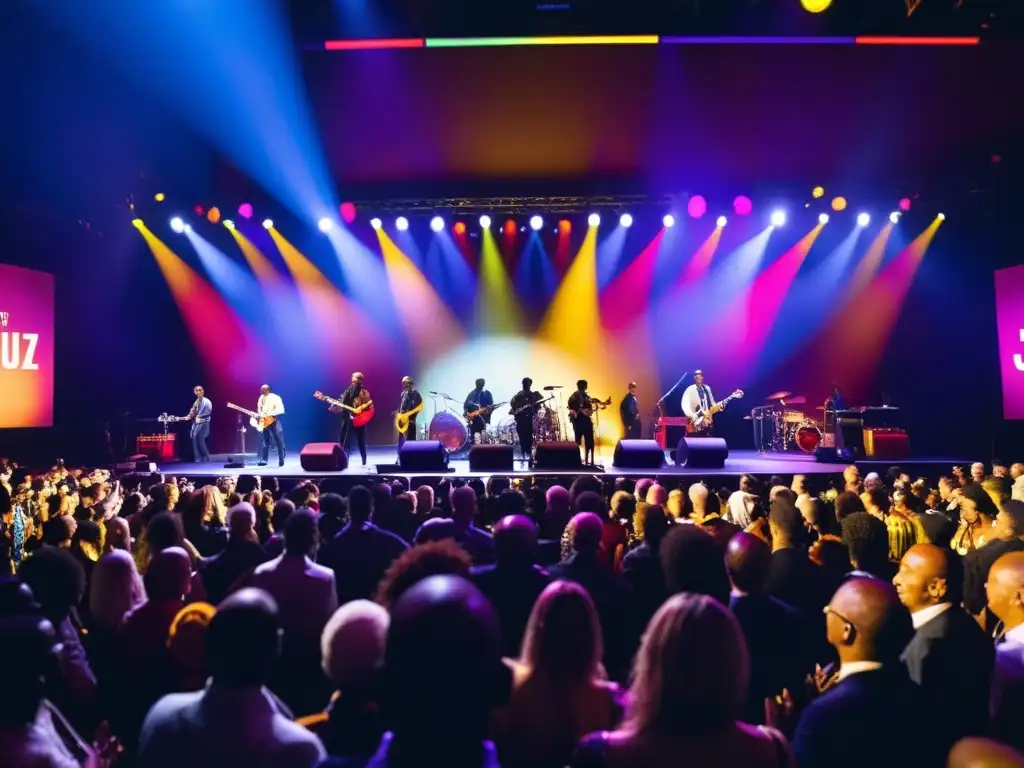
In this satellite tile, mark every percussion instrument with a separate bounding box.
[428,412,468,452]
[795,423,822,453]
[765,390,792,401]
[533,405,561,442]
[783,410,806,424]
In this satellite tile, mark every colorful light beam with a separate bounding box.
[476,227,525,335]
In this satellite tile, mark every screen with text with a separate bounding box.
[0,264,55,428]
[995,265,1024,420]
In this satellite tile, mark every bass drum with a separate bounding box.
[428,412,469,453]
[795,423,822,453]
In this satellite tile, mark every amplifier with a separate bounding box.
[863,428,910,459]
[136,434,177,462]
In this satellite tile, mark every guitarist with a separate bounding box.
[333,372,371,466]
[682,370,717,436]
[396,376,423,452]
[256,384,287,466]
[464,378,494,443]
[509,378,543,467]
[185,385,213,463]
[568,380,598,466]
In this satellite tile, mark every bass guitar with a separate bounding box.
[465,401,508,422]
[511,395,553,418]
[314,391,375,428]
[226,402,276,433]
[569,396,611,421]
[686,390,744,434]
[394,402,424,435]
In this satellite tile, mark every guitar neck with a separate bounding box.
[227,403,257,418]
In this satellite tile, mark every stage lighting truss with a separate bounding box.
[350,195,660,215]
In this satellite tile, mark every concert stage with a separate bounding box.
[160,446,962,485]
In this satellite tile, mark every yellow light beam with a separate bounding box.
[229,227,283,286]
[476,227,524,335]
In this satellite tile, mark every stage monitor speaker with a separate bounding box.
[534,442,583,470]
[299,443,348,472]
[613,439,666,469]
[675,436,729,469]
[399,440,450,471]
[469,444,515,472]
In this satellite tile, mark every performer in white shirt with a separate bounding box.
[681,370,717,435]
[256,384,286,466]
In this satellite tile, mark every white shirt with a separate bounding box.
[1013,475,1024,502]
[727,490,758,529]
[836,660,884,683]
[257,393,285,417]
[911,602,953,630]
[681,383,715,420]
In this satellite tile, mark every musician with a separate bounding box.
[333,372,371,466]
[464,378,494,442]
[256,384,286,467]
[620,381,641,440]
[185,385,213,462]
[568,380,597,466]
[682,370,716,436]
[397,376,423,451]
[509,377,543,467]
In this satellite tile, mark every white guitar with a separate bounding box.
[687,390,744,434]
[226,402,275,433]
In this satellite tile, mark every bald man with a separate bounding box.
[948,737,1024,768]
[792,577,952,768]
[987,551,1024,752]
[894,544,993,740]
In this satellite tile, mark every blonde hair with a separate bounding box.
[201,485,227,526]
[89,550,146,631]
[520,580,603,685]
[628,593,749,735]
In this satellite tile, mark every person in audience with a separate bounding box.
[985,551,1024,752]
[376,539,473,609]
[451,485,496,565]
[971,462,986,484]
[0,614,97,767]
[200,502,270,605]
[137,511,199,573]
[167,602,216,691]
[87,549,145,695]
[415,485,435,516]
[948,737,1024,768]
[984,476,1013,509]
[665,488,686,522]
[728,474,761,529]
[833,491,865,524]
[574,592,790,768]
[372,575,510,768]
[541,485,573,544]
[317,493,347,542]
[471,515,551,658]
[841,511,896,581]
[138,588,326,767]
[1011,463,1024,502]
[896,487,952,547]
[660,523,731,605]
[698,492,743,546]
[862,486,918,562]
[863,472,883,492]
[601,491,632,570]
[250,509,337,716]
[964,499,1024,621]
[765,499,821,613]
[319,485,409,606]
[644,483,667,508]
[493,581,624,768]
[42,515,75,549]
[181,485,228,557]
[549,512,633,680]
[263,497,296,558]
[307,600,389,763]
[726,532,812,725]
[633,478,654,504]
[688,482,711,521]
[893,543,993,740]
[791,577,950,768]
[842,465,862,495]
[103,515,131,554]
[621,504,670,630]
[952,484,998,555]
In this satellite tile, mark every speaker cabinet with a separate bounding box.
[299,443,348,472]
[533,442,583,470]
[674,436,728,469]
[613,439,666,469]
[399,440,450,471]
[469,444,515,472]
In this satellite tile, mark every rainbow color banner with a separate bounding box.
[0,264,55,428]
[995,265,1024,420]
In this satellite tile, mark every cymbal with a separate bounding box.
[784,395,807,405]
[816,405,827,410]
[766,390,792,400]
[743,415,753,420]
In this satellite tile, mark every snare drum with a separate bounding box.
[795,423,821,453]
[428,412,469,453]
[783,410,806,425]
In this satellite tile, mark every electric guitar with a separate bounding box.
[511,395,553,418]
[569,396,612,421]
[394,402,424,435]
[464,401,508,422]
[314,391,375,428]
[226,402,276,433]
[686,390,744,434]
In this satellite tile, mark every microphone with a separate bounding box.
[543,385,563,390]
[428,391,440,395]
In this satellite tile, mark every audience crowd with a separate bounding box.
[2,456,1024,767]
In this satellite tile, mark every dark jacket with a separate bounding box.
[199,538,270,605]
[471,563,551,657]
[318,522,409,604]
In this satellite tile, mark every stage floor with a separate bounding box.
[160,446,963,481]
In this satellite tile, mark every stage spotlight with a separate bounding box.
[832,197,847,211]
[183,224,193,234]
[588,213,601,227]
[716,215,728,228]
[132,218,143,228]
[430,216,445,232]
[479,215,492,229]
[558,219,572,233]
[223,219,235,230]
[154,193,165,202]
[857,213,871,227]
[396,216,409,231]
[339,201,357,223]
[207,207,221,224]
[937,212,946,221]
[770,210,786,227]
[318,217,334,232]
[238,203,253,219]
[619,213,633,228]
[530,215,544,231]
[818,213,829,224]
[899,197,912,212]
[370,217,383,230]
[801,0,832,13]
[262,218,274,230]
[663,214,675,228]
[453,221,467,235]
[889,211,900,224]
[170,217,185,234]
[812,186,825,198]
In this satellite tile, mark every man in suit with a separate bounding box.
[893,543,993,740]
[619,381,641,439]
[725,532,810,725]
[792,577,953,768]
[986,551,1024,752]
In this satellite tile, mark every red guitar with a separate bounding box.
[314,391,375,428]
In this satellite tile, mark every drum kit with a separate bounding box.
[747,390,825,454]
[423,390,567,454]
